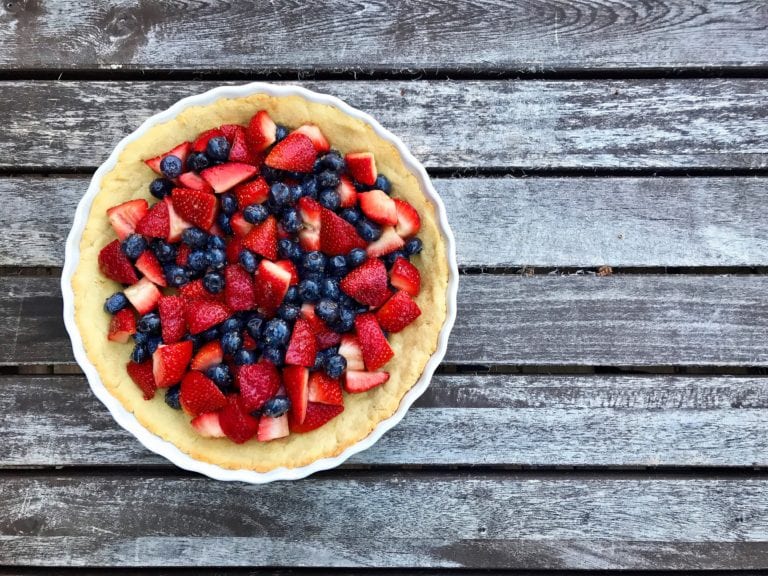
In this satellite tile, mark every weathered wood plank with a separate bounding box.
[2,80,768,170]
[1,1,766,72]
[5,175,768,268]
[2,474,768,568]
[3,374,768,468]
[5,274,768,366]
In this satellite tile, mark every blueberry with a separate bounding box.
[340,208,361,225]
[207,248,226,270]
[261,165,278,183]
[239,249,258,273]
[318,187,340,211]
[182,332,203,351]
[220,317,243,334]
[206,364,233,392]
[284,286,301,306]
[164,265,188,287]
[270,182,291,207]
[207,235,226,251]
[221,330,243,355]
[357,219,382,241]
[301,176,318,199]
[312,157,324,174]
[220,193,238,215]
[137,312,161,335]
[320,277,341,300]
[325,354,347,378]
[133,332,148,346]
[149,178,174,199]
[302,251,327,273]
[182,227,208,249]
[201,327,220,342]
[354,179,373,192]
[233,348,257,365]
[164,384,182,409]
[146,336,162,354]
[339,294,356,309]
[281,207,301,233]
[243,203,269,224]
[152,240,177,263]
[318,170,340,189]
[206,136,230,161]
[160,155,183,179]
[384,251,406,267]
[275,125,289,142]
[104,292,129,314]
[203,271,224,293]
[325,256,348,279]
[335,306,356,332]
[320,151,345,172]
[278,239,302,261]
[263,318,290,346]
[405,237,423,256]
[262,395,291,417]
[278,304,300,322]
[288,185,303,204]
[298,278,320,302]
[315,299,339,324]
[246,316,264,339]
[346,248,367,268]
[186,250,206,272]
[374,174,392,194]
[314,346,339,371]
[131,344,149,363]
[186,152,209,172]
[217,212,233,235]
[261,346,285,366]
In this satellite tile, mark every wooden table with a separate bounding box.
[2,1,768,571]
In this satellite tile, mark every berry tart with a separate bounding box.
[69,86,451,473]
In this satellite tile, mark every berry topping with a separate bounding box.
[237,361,282,412]
[285,318,317,367]
[340,258,390,307]
[292,124,330,153]
[283,365,309,425]
[158,295,186,343]
[224,264,256,311]
[152,340,194,388]
[135,251,166,287]
[192,128,225,153]
[98,239,139,285]
[242,215,278,260]
[366,225,405,257]
[390,257,421,296]
[126,360,157,400]
[359,189,398,226]
[265,132,317,173]
[190,412,226,438]
[338,334,365,370]
[170,187,219,230]
[124,277,162,315]
[235,177,270,206]
[104,292,129,314]
[247,110,277,152]
[201,162,259,193]
[345,152,377,186]
[190,340,224,372]
[107,199,149,241]
[393,198,421,237]
[254,259,292,316]
[308,371,344,406]
[319,207,367,255]
[375,290,421,333]
[185,299,231,335]
[289,402,344,433]
[219,395,260,444]
[178,171,214,193]
[108,308,136,343]
[145,142,191,175]
[180,371,227,416]
[344,370,390,393]
[336,175,358,208]
[354,313,394,371]
[257,413,290,442]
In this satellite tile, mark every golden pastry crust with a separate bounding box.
[72,92,449,471]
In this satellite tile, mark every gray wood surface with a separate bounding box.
[1,1,766,72]
[2,474,768,568]
[3,79,768,170]
[5,175,768,268]
[3,374,768,468]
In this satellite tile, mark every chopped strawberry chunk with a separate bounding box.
[107,199,148,241]
[98,240,138,285]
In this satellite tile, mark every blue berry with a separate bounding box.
[298,278,320,302]
[262,395,291,417]
[246,316,264,339]
[152,239,177,263]
[340,208,361,225]
[328,255,348,278]
[149,178,174,199]
[275,125,289,142]
[146,336,162,354]
[278,304,300,322]
[182,227,208,249]
[318,170,340,189]
[207,248,226,270]
[320,151,345,172]
[104,292,129,314]
[201,326,220,342]
[263,318,290,346]
[206,136,230,161]
[261,165,278,183]
[187,250,207,272]
[289,185,303,204]
[131,344,149,363]
[217,212,233,235]
[301,176,318,199]
[346,248,367,268]
[302,251,327,273]
[206,364,233,391]
[239,249,258,273]
[261,346,285,366]
[133,332,148,346]
[405,237,423,256]
[220,193,238,215]
[312,157,324,173]
[164,384,182,409]
[314,346,339,370]
[137,312,161,335]
[325,354,347,378]
[318,188,340,211]
[270,182,291,207]
[278,239,302,261]
[186,152,210,172]
[182,332,203,351]
[335,306,356,332]
[284,286,301,306]
[221,330,243,355]
[244,203,269,224]
[203,271,224,293]
[221,317,243,333]
[281,207,301,233]
[164,265,188,287]
[207,235,226,251]
[233,349,257,365]
[320,278,341,300]
[160,155,183,178]
[374,174,392,194]
[315,299,339,324]
[357,219,382,241]
[384,251,406,267]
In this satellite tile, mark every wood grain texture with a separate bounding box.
[3,374,768,468]
[2,474,768,568]
[5,175,768,268]
[1,1,767,72]
[2,79,768,170]
[5,274,768,367]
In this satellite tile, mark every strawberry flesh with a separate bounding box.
[107,199,148,241]
[340,258,390,307]
[201,162,258,193]
[124,277,162,315]
[319,207,366,255]
[98,240,138,284]
[265,132,317,173]
[237,361,281,412]
[108,308,136,343]
[135,200,171,239]
[344,370,390,393]
[158,295,186,343]
[345,152,377,186]
[219,395,260,444]
[283,366,309,425]
[359,189,397,226]
[292,124,330,153]
[191,412,226,438]
[185,299,231,334]
[390,257,421,296]
[171,187,218,230]
[375,290,421,333]
[308,372,343,406]
[285,318,317,367]
[126,360,157,400]
[246,110,277,152]
[190,340,224,372]
[393,198,421,237]
[180,370,227,416]
[290,402,344,433]
[257,413,290,441]
[135,251,167,287]
[152,340,194,388]
[354,313,394,371]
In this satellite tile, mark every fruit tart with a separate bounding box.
[70,86,451,473]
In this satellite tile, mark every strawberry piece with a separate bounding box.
[192,128,224,152]
[219,395,260,444]
[224,264,256,311]
[390,257,421,296]
[308,372,343,406]
[185,299,231,334]
[190,340,224,372]
[126,360,157,400]
[152,340,194,388]
[338,334,365,370]
[242,331,258,350]
[135,200,170,239]
[345,152,377,186]
[124,277,162,315]
[246,110,277,152]
[257,413,289,442]
[145,142,191,175]
[242,215,278,260]
[393,198,421,237]
[283,366,309,425]
[107,199,148,241]
[298,196,322,250]
[178,171,214,193]
[98,240,138,284]
[340,258,390,307]
[274,259,299,285]
[376,290,421,333]
[366,225,405,257]
[359,189,397,226]
[344,370,390,393]
[237,361,281,412]
[108,308,136,343]
[301,304,342,348]
[201,162,258,194]
[319,207,366,255]
[290,402,343,433]
[228,126,259,165]
[190,411,226,438]
[230,212,253,237]
[253,259,292,316]
[176,243,191,267]
[218,124,241,143]
[164,196,192,242]
[180,370,227,416]
[234,177,269,207]
[158,295,186,343]
[285,318,317,367]
[170,187,218,230]
[225,236,243,264]
[135,251,167,287]
[265,132,317,173]
[179,278,224,302]
[336,175,357,208]
[355,313,394,371]
[292,124,330,153]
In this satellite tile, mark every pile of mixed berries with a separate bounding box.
[99,110,424,443]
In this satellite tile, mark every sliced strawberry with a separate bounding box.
[124,277,162,315]
[190,340,224,372]
[345,152,377,186]
[219,395,260,444]
[185,299,230,334]
[192,128,224,153]
[170,187,218,230]
[393,198,421,237]
[283,366,309,425]
[366,225,405,258]
[176,243,191,267]
[319,207,366,255]
[340,258,389,307]
[230,212,253,237]
[265,132,317,173]
[179,278,225,302]
[298,196,322,250]
[237,361,281,412]
[274,259,299,285]
[359,189,397,226]
[108,308,136,343]
[218,124,241,144]
[253,259,291,316]
[152,340,194,388]
[224,264,256,311]
[180,370,227,416]
[98,240,138,284]
[178,171,214,193]
[338,334,365,370]
[300,303,342,348]
[234,177,270,207]
[242,331,258,351]
[355,313,394,371]
[285,318,317,367]
[246,110,277,152]
[257,413,289,442]
[228,126,259,165]
[337,175,357,208]
[201,162,258,194]
[290,402,343,433]
[344,370,390,393]
[145,141,191,175]
[308,372,343,406]
[242,215,278,260]
[135,200,170,239]
[158,295,186,343]
[190,411,226,438]
[126,360,157,400]
[107,199,148,241]
[292,124,330,153]
[390,257,421,296]
[164,196,192,242]
[225,236,243,264]
[376,290,421,333]
[135,251,167,287]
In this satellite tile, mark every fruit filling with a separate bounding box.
[99,112,424,444]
